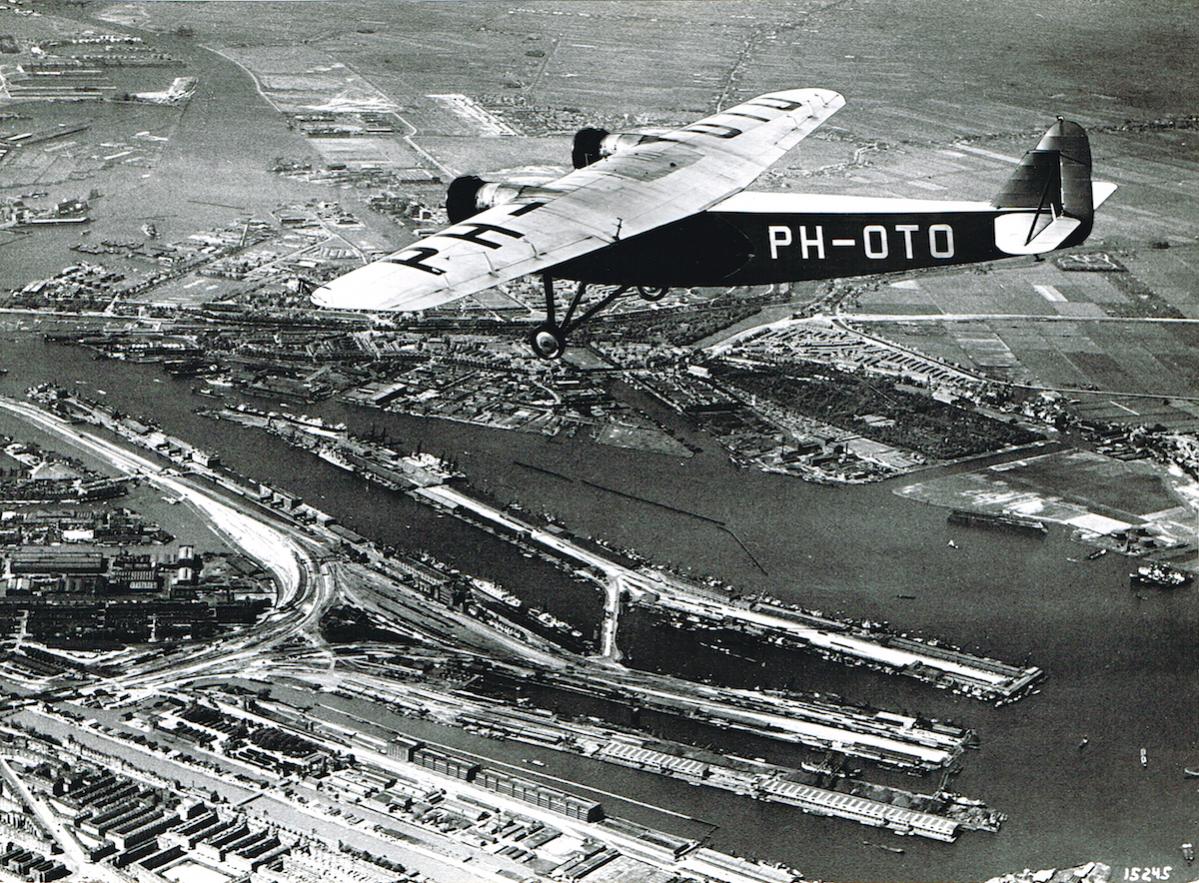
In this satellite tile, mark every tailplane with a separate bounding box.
[992,119,1114,254]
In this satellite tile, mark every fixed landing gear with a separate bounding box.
[530,274,670,359]
[529,323,567,360]
[289,274,320,297]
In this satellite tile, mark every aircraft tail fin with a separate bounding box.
[992,119,1107,255]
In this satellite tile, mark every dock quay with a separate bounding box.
[948,509,1048,536]
[9,387,1011,856]
[417,479,1040,702]
[33,384,1040,704]
[756,778,959,841]
[636,575,1043,702]
[143,693,823,879]
[196,405,456,490]
[592,741,996,841]
[293,673,995,842]
[486,666,970,772]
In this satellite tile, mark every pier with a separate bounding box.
[415,482,1041,702]
[498,667,972,773]
[322,672,992,842]
[639,581,1043,701]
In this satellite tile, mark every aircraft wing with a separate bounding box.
[312,88,844,312]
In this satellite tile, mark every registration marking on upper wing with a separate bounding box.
[313,88,844,312]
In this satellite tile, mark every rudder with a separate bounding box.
[993,119,1094,254]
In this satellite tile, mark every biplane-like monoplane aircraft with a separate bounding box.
[313,89,1115,359]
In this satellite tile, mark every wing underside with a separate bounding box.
[313,88,845,312]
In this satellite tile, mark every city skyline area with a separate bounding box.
[0,2,1196,883]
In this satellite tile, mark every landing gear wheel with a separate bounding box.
[533,274,635,359]
[529,323,567,360]
[637,285,669,302]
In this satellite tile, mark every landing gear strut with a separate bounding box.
[290,274,320,297]
[529,274,669,359]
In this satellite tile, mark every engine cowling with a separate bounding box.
[445,175,560,223]
[571,127,667,169]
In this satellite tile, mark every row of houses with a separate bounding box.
[0,842,67,882]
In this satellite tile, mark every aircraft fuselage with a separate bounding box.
[552,200,1071,288]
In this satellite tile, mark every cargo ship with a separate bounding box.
[470,577,522,610]
[315,446,356,473]
[164,358,215,377]
[282,412,347,436]
[1129,563,1193,588]
[529,607,584,641]
[947,509,1047,536]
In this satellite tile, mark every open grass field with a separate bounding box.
[994,449,1180,518]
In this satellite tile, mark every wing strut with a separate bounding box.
[542,273,556,328]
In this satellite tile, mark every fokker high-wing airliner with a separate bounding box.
[312,89,1115,359]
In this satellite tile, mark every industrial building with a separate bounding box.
[409,746,479,781]
[473,769,603,823]
[759,779,960,841]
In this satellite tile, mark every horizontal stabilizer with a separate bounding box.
[994,214,1081,255]
[1092,181,1117,209]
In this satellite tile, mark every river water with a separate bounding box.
[0,330,1194,881]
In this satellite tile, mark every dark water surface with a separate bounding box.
[0,332,1194,881]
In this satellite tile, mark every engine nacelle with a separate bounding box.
[571,127,667,169]
[445,175,559,223]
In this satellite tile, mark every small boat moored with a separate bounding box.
[1130,563,1194,588]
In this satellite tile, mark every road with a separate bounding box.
[845,312,1199,323]
[598,574,624,660]
[0,396,334,689]
[416,483,662,661]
